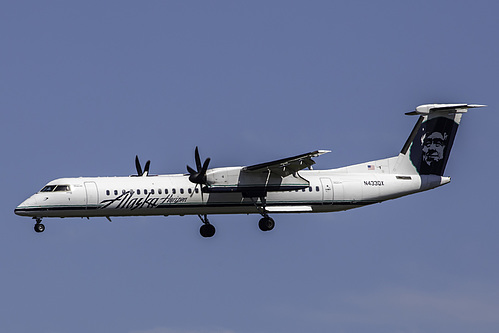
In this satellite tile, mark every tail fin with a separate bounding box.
[394,104,485,176]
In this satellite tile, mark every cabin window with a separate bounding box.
[144,189,148,195]
[122,189,126,194]
[188,188,192,194]
[106,190,110,196]
[158,189,162,195]
[316,186,320,192]
[172,189,176,194]
[137,189,141,195]
[309,186,312,192]
[114,190,118,195]
[165,189,169,194]
[195,188,199,194]
[151,189,155,195]
[180,188,184,194]
[302,188,306,192]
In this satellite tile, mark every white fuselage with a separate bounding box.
[15,103,483,236]
[14,167,450,220]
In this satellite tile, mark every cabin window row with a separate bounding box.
[105,186,320,196]
[105,188,199,196]
[278,186,320,193]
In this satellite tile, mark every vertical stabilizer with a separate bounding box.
[393,104,485,176]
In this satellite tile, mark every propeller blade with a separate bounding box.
[143,160,151,176]
[135,155,143,176]
[201,157,210,174]
[195,146,202,171]
[135,155,151,176]
[186,147,211,185]
[187,165,196,175]
[199,184,204,201]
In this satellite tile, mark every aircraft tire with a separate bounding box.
[258,217,275,232]
[200,224,215,238]
[34,223,45,233]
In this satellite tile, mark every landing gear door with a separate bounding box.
[320,178,333,204]
[84,182,99,209]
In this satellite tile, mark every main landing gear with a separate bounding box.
[253,196,275,232]
[197,196,276,237]
[198,214,216,238]
[33,217,45,233]
[258,216,275,232]
[197,214,275,237]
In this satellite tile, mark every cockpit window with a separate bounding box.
[54,185,70,192]
[40,185,56,192]
[40,185,70,192]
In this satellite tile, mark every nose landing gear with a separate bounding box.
[33,218,45,233]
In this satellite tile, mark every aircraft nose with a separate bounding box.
[14,196,38,216]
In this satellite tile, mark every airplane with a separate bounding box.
[15,103,485,237]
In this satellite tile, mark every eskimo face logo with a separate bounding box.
[421,131,448,166]
[409,115,459,176]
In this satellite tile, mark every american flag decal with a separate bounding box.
[367,165,375,170]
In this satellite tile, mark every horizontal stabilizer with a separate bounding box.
[405,103,486,116]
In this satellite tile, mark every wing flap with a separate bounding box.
[242,150,330,177]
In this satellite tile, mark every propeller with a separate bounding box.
[135,155,151,176]
[187,147,210,185]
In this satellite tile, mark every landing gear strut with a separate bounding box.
[33,217,45,233]
[198,214,215,238]
[251,197,275,232]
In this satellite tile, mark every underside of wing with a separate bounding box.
[242,150,331,177]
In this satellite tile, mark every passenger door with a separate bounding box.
[84,182,99,209]
[320,178,333,204]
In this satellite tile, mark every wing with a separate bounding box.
[242,150,331,177]
[204,150,331,196]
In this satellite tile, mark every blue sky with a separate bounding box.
[2,1,498,332]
